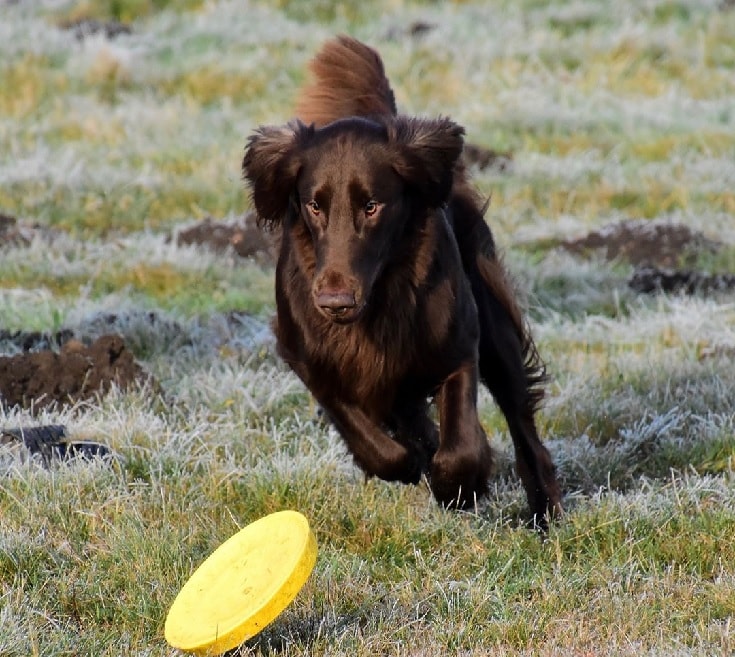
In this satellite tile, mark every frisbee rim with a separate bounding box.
[164,510,317,655]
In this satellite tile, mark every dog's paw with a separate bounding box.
[527,489,564,533]
[428,446,492,510]
[395,449,426,486]
[353,442,425,486]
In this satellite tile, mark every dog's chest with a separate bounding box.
[320,312,413,381]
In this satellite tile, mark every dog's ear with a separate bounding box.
[389,116,465,208]
[242,121,312,229]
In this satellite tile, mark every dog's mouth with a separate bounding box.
[317,301,366,324]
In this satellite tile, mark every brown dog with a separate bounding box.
[243,36,561,523]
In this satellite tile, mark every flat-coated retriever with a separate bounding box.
[243,36,562,523]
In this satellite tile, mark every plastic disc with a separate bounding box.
[164,510,317,655]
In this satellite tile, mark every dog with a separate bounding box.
[243,36,562,523]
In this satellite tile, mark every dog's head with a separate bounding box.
[243,116,464,323]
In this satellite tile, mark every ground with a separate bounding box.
[1,1,735,656]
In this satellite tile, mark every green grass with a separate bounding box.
[1,0,735,655]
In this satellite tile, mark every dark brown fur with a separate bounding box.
[243,36,561,522]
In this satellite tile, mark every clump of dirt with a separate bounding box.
[629,266,735,295]
[0,335,150,411]
[463,143,514,172]
[407,20,437,37]
[59,18,132,40]
[386,19,437,40]
[174,212,278,263]
[561,219,720,268]
[1,425,115,467]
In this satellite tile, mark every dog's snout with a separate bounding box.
[313,270,364,322]
[315,290,357,315]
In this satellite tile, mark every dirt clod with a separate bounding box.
[464,143,513,172]
[1,424,115,466]
[628,266,735,295]
[561,219,720,267]
[408,21,437,37]
[60,18,132,40]
[0,334,149,411]
[175,212,278,262]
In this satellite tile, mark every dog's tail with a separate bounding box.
[295,35,397,126]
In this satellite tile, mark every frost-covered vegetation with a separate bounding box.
[1,1,734,655]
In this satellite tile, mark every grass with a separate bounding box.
[1,0,735,655]
[0,241,273,316]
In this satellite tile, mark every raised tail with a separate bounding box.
[295,35,397,126]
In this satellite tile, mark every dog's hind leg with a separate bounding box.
[473,256,563,526]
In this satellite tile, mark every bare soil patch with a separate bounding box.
[174,212,278,262]
[0,335,149,411]
[463,143,513,172]
[561,219,720,268]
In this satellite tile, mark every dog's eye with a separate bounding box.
[364,201,379,217]
[306,200,320,215]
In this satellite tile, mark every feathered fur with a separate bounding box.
[243,36,562,522]
[296,35,397,126]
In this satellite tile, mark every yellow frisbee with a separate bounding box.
[164,510,317,655]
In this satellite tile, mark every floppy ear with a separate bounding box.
[242,121,312,229]
[388,116,465,208]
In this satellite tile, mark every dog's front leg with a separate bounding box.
[430,362,493,508]
[320,398,426,485]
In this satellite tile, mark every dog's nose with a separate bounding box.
[315,291,357,315]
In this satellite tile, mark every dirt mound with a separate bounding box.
[463,143,513,172]
[629,266,735,295]
[0,335,149,411]
[59,18,132,40]
[175,212,278,262]
[562,219,720,267]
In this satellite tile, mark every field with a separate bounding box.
[1,0,735,655]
